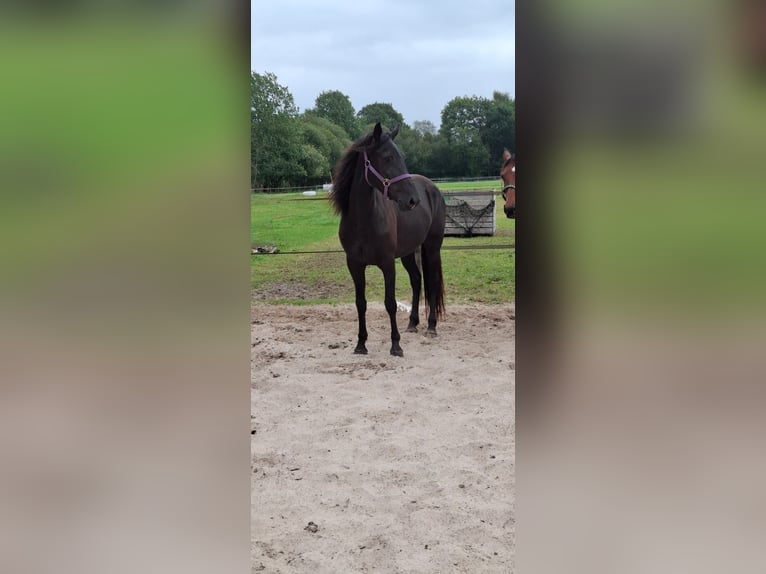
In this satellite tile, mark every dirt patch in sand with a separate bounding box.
[251,280,346,303]
[251,303,515,572]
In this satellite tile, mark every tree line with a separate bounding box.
[251,71,515,190]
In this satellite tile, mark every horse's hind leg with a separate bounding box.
[379,260,403,357]
[421,242,445,338]
[401,252,421,332]
[347,258,368,354]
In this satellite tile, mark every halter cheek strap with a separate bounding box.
[363,150,412,198]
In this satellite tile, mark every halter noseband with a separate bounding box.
[501,162,515,200]
[363,150,412,199]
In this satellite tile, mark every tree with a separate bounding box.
[356,103,405,132]
[438,93,515,176]
[309,90,358,139]
[250,76,516,184]
[298,114,351,185]
[250,71,298,121]
[439,95,493,176]
[395,126,428,175]
[481,91,516,162]
[412,120,437,137]
[298,143,327,182]
[440,95,492,144]
[250,71,304,188]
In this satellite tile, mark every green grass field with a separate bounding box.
[251,181,514,305]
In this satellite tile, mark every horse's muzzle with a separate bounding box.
[504,206,515,219]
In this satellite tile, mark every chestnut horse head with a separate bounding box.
[500,149,516,219]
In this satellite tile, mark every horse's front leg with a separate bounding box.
[379,259,403,357]
[347,258,368,354]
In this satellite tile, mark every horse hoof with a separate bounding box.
[425,329,437,338]
[390,347,404,357]
[406,325,418,333]
[354,347,368,355]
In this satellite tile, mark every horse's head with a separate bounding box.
[360,122,419,211]
[500,148,516,219]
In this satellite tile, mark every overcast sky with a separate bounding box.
[251,0,514,129]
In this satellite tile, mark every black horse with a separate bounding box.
[330,123,446,357]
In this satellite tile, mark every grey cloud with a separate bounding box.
[251,0,514,127]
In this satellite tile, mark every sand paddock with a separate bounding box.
[251,303,515,572]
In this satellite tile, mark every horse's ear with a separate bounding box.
[390,125,400,140]
[502,148,511,161]
[373,122,382,142]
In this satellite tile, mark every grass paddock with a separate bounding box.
[251,182,514,305]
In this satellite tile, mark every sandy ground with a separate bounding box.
[251,303,515,573]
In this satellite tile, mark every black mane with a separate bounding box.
[329,130,392,216]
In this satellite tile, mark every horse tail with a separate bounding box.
[421,243,445,321]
